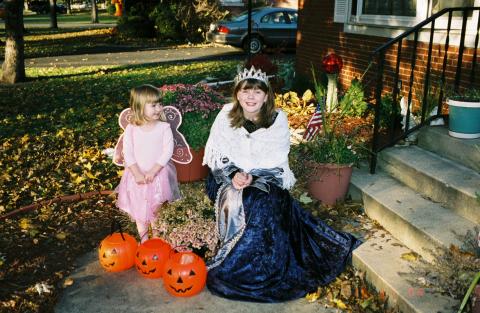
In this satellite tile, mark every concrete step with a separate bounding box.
[352,230,457,313]
[349,166,477,262]
[417,126,480,172]
[378,145,480,224]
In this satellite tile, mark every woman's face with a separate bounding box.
[236,87,268,120]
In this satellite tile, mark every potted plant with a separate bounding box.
[292,66,364,205]
[447,87,480,139]
[159,83,224,182]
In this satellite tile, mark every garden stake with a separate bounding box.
[458,271,480,313]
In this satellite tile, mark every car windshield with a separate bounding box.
[228,8,261,22]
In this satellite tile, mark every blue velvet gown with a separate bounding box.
[205,172,361,303]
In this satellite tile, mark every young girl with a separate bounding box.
[116,84,181,243]
[203,66,360,302]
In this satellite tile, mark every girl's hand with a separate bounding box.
[232,172,253,190]
[145,164,163,183]
[134,173,146,184]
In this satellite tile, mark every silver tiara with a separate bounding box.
[234,66,268,84]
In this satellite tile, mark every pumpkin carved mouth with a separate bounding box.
[136,265,157,275]
[169,285,193,293]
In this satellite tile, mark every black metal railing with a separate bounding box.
[369,7,480,173]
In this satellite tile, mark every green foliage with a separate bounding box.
[295,133,359,165]
[117,15,156,38]
[378,93,401,128]
[116,0,228,42]
[149,5,180,40]
[178,111,219,150]
[339,79,368,117]
[449,87,480,102]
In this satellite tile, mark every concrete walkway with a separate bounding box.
[55,251,334,313]
[26,45,245,68]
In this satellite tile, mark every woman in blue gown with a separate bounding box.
[202,66,361,303]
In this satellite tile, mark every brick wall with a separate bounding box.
[296,0,479,108]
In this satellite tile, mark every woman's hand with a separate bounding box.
[232,172,253,190]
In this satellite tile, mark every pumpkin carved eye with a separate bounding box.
[189,270,195,276]
[153,254,159,261]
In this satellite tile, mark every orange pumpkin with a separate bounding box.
[162,250,207,297]
[98,232,137,272]
[135,238,172,278]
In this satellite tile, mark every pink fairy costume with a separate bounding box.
[113,107,192,224]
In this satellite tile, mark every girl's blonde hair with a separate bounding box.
[129,84,166,125]
[228,78,275,129]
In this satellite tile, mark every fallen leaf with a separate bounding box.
[305,287,321,302]
[56,232,67,240]
[332,298,347,309]
[63,278,74,287]
[299,192,313,204]
[401,252,419,262]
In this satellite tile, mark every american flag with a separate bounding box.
[303,101,324,141]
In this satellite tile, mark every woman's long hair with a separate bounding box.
[229,78,275,129]
[129,84,167,125]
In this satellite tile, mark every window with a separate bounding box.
[342,0,480,47]
[286,12,298,23]
[261,12,287,24]
[362,0,416,16]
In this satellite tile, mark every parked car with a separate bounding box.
[29,1,67,14]
[206,6,298,54]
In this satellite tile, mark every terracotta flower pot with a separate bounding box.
[174,147,209,183]
[307,162,353,205]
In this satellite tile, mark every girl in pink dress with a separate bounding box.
[116,84,181,242]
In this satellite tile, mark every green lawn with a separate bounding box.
[0,13,179,59]
[0,60,239,213]
[23,12,118,25]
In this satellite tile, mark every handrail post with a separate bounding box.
[370,51,385,174]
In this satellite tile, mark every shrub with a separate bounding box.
[160,84,224,150]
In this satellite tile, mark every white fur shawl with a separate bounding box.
[203,103,296,189]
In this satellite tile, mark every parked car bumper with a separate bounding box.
[206,31,243,47]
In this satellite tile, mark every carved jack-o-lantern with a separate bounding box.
[135,238,172,279]
[98,232,137,272]
[162,250,207,297]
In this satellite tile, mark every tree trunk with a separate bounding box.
[91,0,98,23]
[2,0,26,84]
[66,0,71,14]
[49,0,58,29]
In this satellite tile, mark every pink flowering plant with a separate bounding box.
[155,187,217,258]
[160,83,224,150]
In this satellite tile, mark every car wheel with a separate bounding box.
[243,36,263,54]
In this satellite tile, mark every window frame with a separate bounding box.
[341,0,480,47]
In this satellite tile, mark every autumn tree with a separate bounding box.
[91,0,98,23]
[2,0,26,84]
[49,0,58,29]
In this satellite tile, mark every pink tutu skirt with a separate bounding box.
[116,161,181,223]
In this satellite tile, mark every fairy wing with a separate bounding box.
[163,106,193,164]
[112,107,192,166]
[112,108,132,166]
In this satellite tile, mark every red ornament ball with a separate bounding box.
[135,238,172,279]
[322,53,343,74]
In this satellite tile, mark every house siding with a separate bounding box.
[297,0,479,108]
